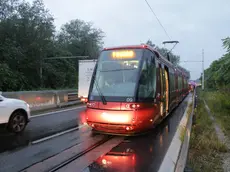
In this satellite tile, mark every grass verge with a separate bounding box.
[202,90,230,137]
[180,125,186,142]
[187,89,227,172]
[187,101,193,118]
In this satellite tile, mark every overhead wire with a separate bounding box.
[144,0,171,40]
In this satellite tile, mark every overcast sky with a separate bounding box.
[30,0,230,80]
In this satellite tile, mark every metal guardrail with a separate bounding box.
[2,90,82,112]
[67,92,79,102]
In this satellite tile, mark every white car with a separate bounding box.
[0,93,30,133]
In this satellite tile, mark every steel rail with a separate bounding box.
[47,136,113,172]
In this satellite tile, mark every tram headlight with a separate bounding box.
[102,159,107,165]
[102,112,129,123]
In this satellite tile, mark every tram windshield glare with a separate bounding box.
[89,49,157,102]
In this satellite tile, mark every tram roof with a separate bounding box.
[103,44,154,51]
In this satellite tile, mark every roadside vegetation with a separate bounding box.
[187,88,227,172]
[187,37,230,171]
[202,91,230,138]
[200,36,230,134]
[203,37,230,91]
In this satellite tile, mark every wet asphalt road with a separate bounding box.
[0,94,190,172]
[0,125,95,172]
[84,95,190,172]
[0,106,86,153]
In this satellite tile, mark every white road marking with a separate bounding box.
[31,124,87,144]
[31,105,86,118]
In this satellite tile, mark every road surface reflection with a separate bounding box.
[86,97,187,172]
[0,108,85,153]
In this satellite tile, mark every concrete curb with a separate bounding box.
[158,91,195,172]
[175,91,196,172]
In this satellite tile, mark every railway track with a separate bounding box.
[46,135,113,172]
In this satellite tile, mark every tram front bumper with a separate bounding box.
[85,108,142,134]
[87,121,139,135]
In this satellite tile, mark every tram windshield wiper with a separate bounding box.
[93,74,107,105]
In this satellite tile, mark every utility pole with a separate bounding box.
[202,49,204,90]
[179,49,204,87]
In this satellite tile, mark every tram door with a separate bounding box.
[160,65,169,116]
[159,65,166,116]
[164,68,169,113]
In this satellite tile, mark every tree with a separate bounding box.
[0,0,105,91]
[222,37,230,53]
[57,19,104,58]
[203,37,230,90]
[146,39,155,47]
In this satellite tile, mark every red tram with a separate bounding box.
[85,44,190,135]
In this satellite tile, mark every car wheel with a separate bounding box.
[8,111,27,133]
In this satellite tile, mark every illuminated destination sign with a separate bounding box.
[111,50,135,59]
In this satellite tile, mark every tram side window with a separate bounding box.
[173,73,175,91]
[185,78,187,89]
[178,76,180,90]
[181,77,183,89]
[178,76,181,90]
[138,50,156,101]
[179,76,182,90]
[183,78,185,89]
[172,73,175,91]
[169,69,175,92]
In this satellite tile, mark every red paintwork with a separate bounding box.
[86,101,160,135]
[86,97,188,135]
[85,45,190,135]
[103,44,148,51]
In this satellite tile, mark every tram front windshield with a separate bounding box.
[89,49,143,101]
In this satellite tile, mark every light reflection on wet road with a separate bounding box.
[85,95,189,172]
[0,107,85,153]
